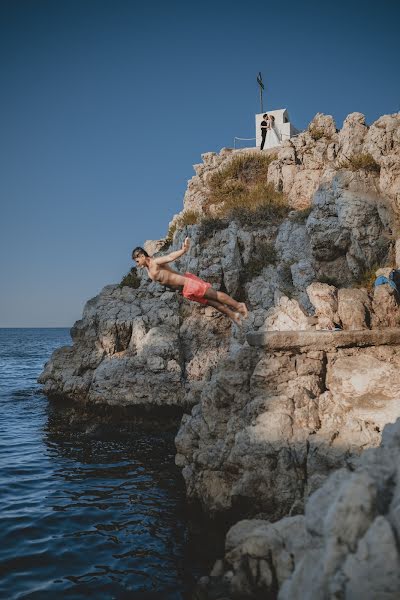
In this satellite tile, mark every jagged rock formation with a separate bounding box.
[175,328,400,520]
[196,416,400,600]
[39,281,231,406]
[40,112,400,405]
[38,111,400,598]
[182,112,400,218]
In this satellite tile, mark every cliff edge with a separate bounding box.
[39,111,400,597]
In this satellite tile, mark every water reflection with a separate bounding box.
[39,401,190,599]
[0,328,223,600]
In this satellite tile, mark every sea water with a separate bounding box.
[0,328,210,600]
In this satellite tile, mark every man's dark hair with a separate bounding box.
[263,113,268,118]
[132,246,149,260]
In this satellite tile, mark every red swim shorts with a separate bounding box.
[182,272,211,305]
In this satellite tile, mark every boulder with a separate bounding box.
[307,282,339,329]
[262,296,313,331]
[200,417,400,599]
[337,287,371,330]
[371,284,400,328]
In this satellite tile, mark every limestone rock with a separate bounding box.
[38,280,230,408]
[202,417,400,599]
[197,516,311,599]
[278,418,400,599]
[262,296,314,331]
[337,287,371,330]
[307,282,339,329]
[338,112,368,159]
[143,239,166,256]
[371,284,400,328]
[175,333,400,520]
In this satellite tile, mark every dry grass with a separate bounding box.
[202,153,289,226]
[160,222,177,250]
[176,210,201,227]
[308,125,326,141]
[206,153,276,208]
[355,264,381,291]
[161,210,201,250]
[220,184,289,226]
[338,153,380,173]
[163,153,287,247]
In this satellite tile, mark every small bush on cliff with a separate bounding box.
[355,264,380,291]
[206,153,276,206]
[161,211,201,250]
[198,216,229,241]
[221,183,289,226]
[159,222,177,251]
[308,125,326,141]
[176,210,201,227]
[339,153,380,173]
[120,267,140,289]
[242,241,277,281]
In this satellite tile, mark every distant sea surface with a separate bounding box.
[0,328,210,600]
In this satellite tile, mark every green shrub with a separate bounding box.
[120,267,140,289]
[338,153,380,173]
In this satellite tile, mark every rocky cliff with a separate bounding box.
[40,112,400,408]
[176,327,400,522]
[195,416,400,599]
[39,111,400,596]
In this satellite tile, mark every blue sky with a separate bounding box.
[0,0,399,327]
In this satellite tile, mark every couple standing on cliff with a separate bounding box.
[260,113,281,150]
[132,238,248,325]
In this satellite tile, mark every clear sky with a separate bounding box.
[0,0,399,327]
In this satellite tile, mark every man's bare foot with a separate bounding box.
[230,311,243,326]
[237,303,248,319]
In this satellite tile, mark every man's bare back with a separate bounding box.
[132,238,248,324]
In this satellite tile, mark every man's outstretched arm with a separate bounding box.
[154,237,190,265]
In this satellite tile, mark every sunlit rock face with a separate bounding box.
[40,111,400,411]
[175,328,400,520]
[183,111,400,216]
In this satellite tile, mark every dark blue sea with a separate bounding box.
[0,328,214,600]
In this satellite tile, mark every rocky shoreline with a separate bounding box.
[39,111,400,598]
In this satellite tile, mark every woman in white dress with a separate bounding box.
[264,115,281,149]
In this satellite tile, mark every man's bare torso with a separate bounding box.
[146,258,187,289]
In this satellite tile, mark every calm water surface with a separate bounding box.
[0,328,210,600]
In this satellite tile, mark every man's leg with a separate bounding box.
[204,287,248,318]
[260,132,266,150]
[206,298,242,324]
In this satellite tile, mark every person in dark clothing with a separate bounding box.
[260,113,269,150]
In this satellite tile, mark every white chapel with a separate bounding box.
[255,109,300,150]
